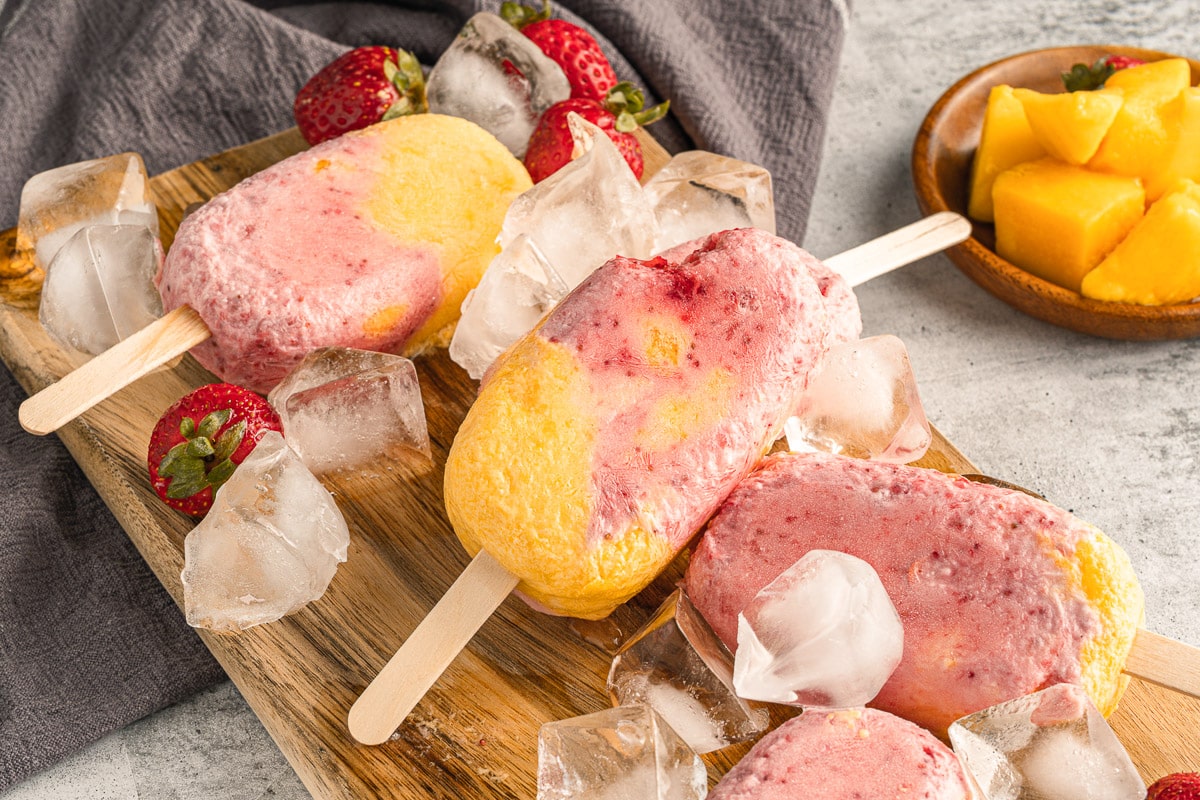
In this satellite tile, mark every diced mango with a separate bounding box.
[1013,87,1124,165]
[993,158,1145,292]
[1144,87,1200,201]
[968,85,1046,222]
[1081,179,1200,305]
[1089,59,1193,194]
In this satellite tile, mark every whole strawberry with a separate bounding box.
[147,383,283,517]
[525,82,668,182]
[1148,773,1200,800]
[1062,54,1147,92]
[501,1,617,102]
[293,46,427,145]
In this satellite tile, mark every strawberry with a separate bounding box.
[1062,54,1147,92]
[293,45,427,145]
[501,1,617,102]
[147,383,283,517]
[1147,773,1200,800]
[524,82,669,182]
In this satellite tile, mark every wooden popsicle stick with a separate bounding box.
[825,210,972,287]
[1124,628,1200,698]
[347,550,519,745]
[347,213,976,747]
[19,304,211,435]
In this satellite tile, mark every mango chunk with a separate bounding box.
[1013,87,1124,165]
[993,158,1145,292]
[1081,179,1200,305]
[968,85,1046,222]
[1089,59,1193,195]
[1144,87,1200,201]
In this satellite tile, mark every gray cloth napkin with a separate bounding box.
[0,0,846,789]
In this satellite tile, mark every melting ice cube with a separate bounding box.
[17,152,159,270]
[267,347,431,477]
[181,431,349,632]
[426,12,570,157]
[948,683,1144,800]
[498,114,656,289]
[643,150,775,253]
[38,225,164,357]
[733,549,903,709]
[785,334,931,464]
[537,704,707,800]
[608,588,768,754]
[451,116,656,379]
[449,234,568,380]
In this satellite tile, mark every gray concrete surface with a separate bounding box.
[4,0,1197,797]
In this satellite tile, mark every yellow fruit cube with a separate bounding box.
[1089,59,1193,194]
[993,158,1145,292]
[1081,179,1200,305]
[1013,87,1124,165]
[968,85,1046,222]
[1145,87,1200,201]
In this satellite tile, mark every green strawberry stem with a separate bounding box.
[500,0,551,29]
[158,409,247,500]
[605,82,670,132]
[382,49,428,119]
[1062,58,1117,92]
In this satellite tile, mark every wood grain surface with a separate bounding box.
[1,127,1197,800]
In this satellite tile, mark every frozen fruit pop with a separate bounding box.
[348,214,974,745]
[708,707,973,800]
[158,113,531,393]
[19,113,530,435]
[684,451,1145,737]
[443,227,862,620]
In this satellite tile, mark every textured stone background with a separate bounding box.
[3,0,1197,797]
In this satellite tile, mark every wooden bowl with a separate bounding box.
[912,45,1200,340]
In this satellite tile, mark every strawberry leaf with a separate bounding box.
[207,459,238,492]
[212,419,247,462]
[1062,58,1116,92]
[185,437,215,459]
[500,0,551,29]
[197,409,232,441]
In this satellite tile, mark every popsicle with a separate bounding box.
[707,707,973,800]
[684,451,1168,736]
[348,212,974,744]
[18,113,530,432]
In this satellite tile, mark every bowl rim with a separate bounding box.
[912,44,1200,340]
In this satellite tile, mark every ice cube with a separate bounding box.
[181,431,349,632]
[785,334,931,464]
[37,225,164,357]
[643,150,775,253]
[498,114,656,289]
[608,589,768,754]
[450,115,657,379]
[948,683,1145,800]
[537,704,707,800]
[449,234,568,380]
[426,12,570,157]
[17,152,159,270]
[266,347,431,477]
[733,549,903,709]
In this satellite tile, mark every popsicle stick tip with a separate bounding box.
[1124,628,1200,699]
[16,305,211,436]
[347,551,519,746]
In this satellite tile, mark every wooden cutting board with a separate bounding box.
[1,129,1196,799]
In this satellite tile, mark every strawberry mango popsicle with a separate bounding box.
[708,708,972,800]
[157,113,530,393]
[443,228,862,620]
[685,452,1144,737]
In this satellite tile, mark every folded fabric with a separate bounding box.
[0,0,847,789]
